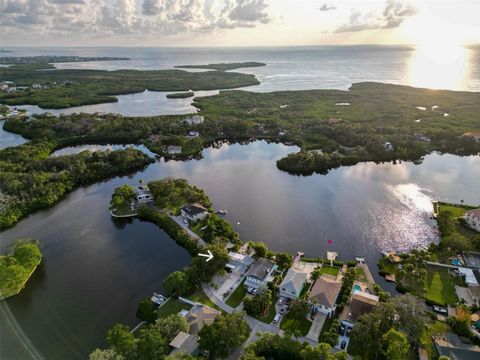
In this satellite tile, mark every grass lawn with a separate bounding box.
[250,294,278,324]
[321,265,340,277]
[190,218,207,238]
[186,287,221,311]
[438,203,469,218]
[280,312,312,336]
[420,321,448,359]
[355,267,368,283]
[424,266,461,306]
[156,299,192,319]
[225,279,247,308]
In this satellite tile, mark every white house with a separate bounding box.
[308,276,342,317]
[167,145,182,155]
[184,115,204,125]
[244,258,277,291]
[135,185,152,203]
[384,142,394,151]
[181,203,209,222]
[32,82,42,89]
[0,83,8,91]
[465,208,480,232]
[279,268,307,300]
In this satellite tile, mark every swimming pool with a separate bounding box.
[353,284,362,292]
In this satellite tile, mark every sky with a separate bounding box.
[0,0,479,47]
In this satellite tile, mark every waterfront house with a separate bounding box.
[134,185,152,203]
[244,258,277,291]
[226,252,254,274]
[279,268,307,300]
[0,82,8,91]
[384,142,394,151]
[181,203,209,222]
[308,276,342,317]
[184,304,220,335]
[169,331,199,356]
[455,284,480,307]
[167,145,182,155]
[462,132,480,143]
[32,82,42,89]
[465,208,480,232]
[345,290,379,322]
[184,115,204,125]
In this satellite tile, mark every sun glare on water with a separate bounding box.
[408,43,470,90]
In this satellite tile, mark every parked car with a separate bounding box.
[278,297,285,305]
[433,305,448,314]
[339,326,346,335]
[281,304,288,311]
[273,314,281,323]
[183,218,188,224]
[346,327,352,336]
[252,288,259,295]
[247,286,254,294]
[340,341,347,350]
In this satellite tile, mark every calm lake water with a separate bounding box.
[3,45,480,116]
[2,140,479,359]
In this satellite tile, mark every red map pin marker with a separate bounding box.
[327,239,333,245]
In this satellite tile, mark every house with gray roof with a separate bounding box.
[244,258,276,291]
[279,268,307,299]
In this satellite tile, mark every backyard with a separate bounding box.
[156,299,192,319]
[423,266,462,306]
[320,265,341,277]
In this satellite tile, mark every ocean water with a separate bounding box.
[3,45,480,116]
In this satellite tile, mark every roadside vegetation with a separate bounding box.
[0,238,42,300]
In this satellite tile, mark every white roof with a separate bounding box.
[458,267,478,285]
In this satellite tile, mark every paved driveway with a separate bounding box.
[306,312,327,342]
[169,215,206,246]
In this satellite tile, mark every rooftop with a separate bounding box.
[309,276,342,308]
[347,290,379,322]
[181,203,209,217]
[245,258,276,281]
[280,268,308,294]
[466,208,480,218]
[186,304,220,335]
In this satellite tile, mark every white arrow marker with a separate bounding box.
[198,250,214,262]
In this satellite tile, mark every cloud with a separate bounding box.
[228,0,270,23]
[0,0,272,39]
[319,3,335,12]
[335,0,416,33]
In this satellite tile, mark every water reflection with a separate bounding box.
[408,45,471,90]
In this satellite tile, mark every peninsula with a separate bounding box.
[0,238,42,300]
[0,63,260,109]
[175,61,266,71]
[0,55,130,65]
